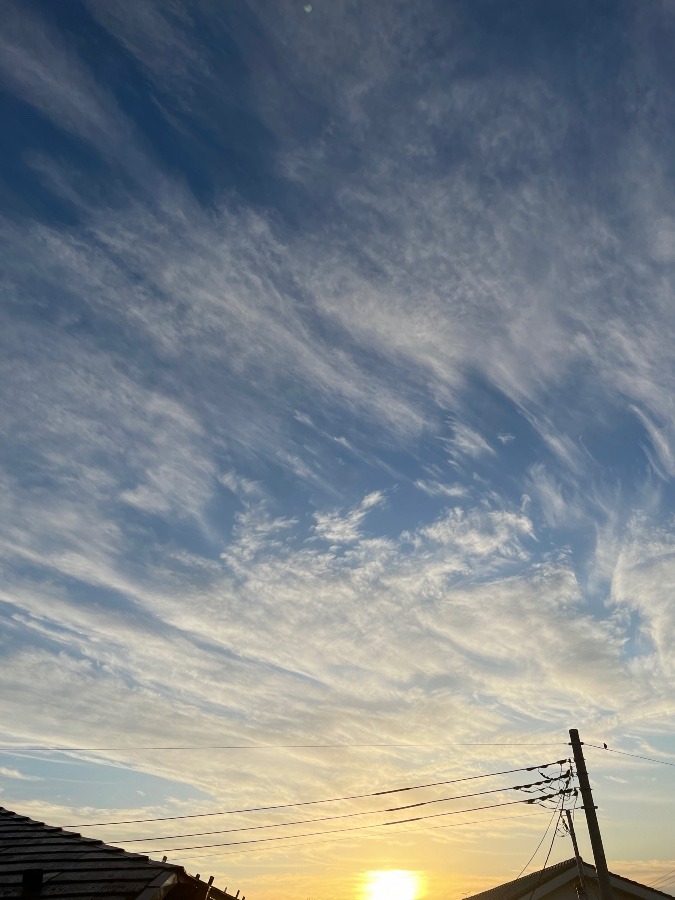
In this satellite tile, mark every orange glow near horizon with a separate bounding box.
[363,870,422,900]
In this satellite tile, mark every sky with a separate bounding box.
[2,1,675,898]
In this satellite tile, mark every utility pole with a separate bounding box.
[569,729,614,900]
[565,809,588,900]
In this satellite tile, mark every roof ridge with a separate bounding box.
[465,858,675,900]
[463,859,579,900]
[0,806,244,900]
[0,806,168,865]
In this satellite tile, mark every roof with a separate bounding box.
[464,859,675,900]
[465,858,579,900]
[0,807,242,900]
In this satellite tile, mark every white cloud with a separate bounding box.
[444,423,496,466]
[0,1,156,181]
[0,329,216,538]
[417,507,534,562]
[631,405,675,479]
[1,490,635,776]
[0,767,41,782]
[10,0,674,478]
[219,471,263,499]
[611,519,675,679]
[293,411,315,428]
[414,480,468,498]
[313,491,385,544]
[0,479,668,892]
[526,463,570,528]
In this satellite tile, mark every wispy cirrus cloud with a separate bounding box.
[0,767,41,782]
[630,405,675,480]
[414,480,467,499]
[3,1,675,894]
[611,518,675,679]
[313,491,385,544]
[444,422,496,467]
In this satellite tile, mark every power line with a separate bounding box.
[145,793,567,853]
[649,868,675,888]
[66,758,568,827]
[513,769,571,880]
[2,741,568,752]
[523,799,564,900]
[169,809,553,859]
[115,777,566,843]
[650,874,674,888]
[585,743,675,769]
[514,798,565,880]
[2,743,435,752]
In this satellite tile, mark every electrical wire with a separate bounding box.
[144,793,567,853]
[513,766,570,880]
[1,741,568,752]
[165,809,553,859]
[2,743,436,752]
[524,801,564,900]
[585,743,675,769]
[65,758,568,827]
[513,783,569,900]
[114,777,566,843]
[514,801,563,880]
[649,868,675,889]
[653,877,675,894]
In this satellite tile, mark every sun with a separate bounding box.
[363,870,421,900]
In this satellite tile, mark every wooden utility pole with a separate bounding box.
[565,809,588,900]
[569,729,614,900]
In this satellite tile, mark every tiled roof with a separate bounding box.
[464,858,675,900]
[0,807,240,900]
[464,858,578,900]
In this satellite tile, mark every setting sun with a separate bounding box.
[363,870,421,900]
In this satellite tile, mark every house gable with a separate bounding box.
[465,859,674,900]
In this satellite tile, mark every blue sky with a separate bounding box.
[2,1,675,898]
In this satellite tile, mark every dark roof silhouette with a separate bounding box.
[464,859,675,900]
[0,806,242,900]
